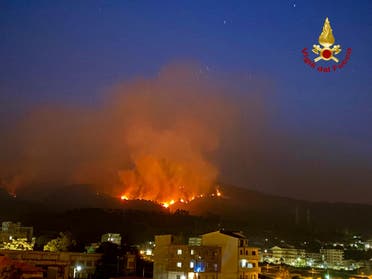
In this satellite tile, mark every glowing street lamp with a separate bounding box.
[73,265,82,278]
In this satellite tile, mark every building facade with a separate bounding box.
[202,231,260,279]
[154,234,221,279]
[320,249,344,267]
[154,230,260,279]
[0,250,102,279]
[270,246,306,265]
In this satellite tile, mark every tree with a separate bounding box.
[3,238,34,251]
[43,232,76,252]
[34,234,54,251]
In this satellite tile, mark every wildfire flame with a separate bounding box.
[319,17,335,47]
[119,187,223,208]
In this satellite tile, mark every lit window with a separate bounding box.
[190,261,194,268]
[177,262,182,268]
[177,249,183,255]
[240,259,247,268]
[190,249,194,255]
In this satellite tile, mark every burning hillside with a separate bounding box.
[120,186,223,208]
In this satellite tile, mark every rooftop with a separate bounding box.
[219,230,247,239]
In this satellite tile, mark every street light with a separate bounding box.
[73,265,82,278]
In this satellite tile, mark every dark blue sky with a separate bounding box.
[1,1,372,202]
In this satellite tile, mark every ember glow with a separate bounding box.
[119,187,224,208]
[216,189,222,197]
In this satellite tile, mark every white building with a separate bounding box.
[101,233,121,246]
[270,246,306,265]
[320,249,344,267]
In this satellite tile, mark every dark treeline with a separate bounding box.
[1,186,372,249]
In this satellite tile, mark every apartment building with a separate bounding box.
[270,246,306,265]
[320,249,344,267]
[154,230,260,279]
[154,234,221,279]
[202,231,260,279]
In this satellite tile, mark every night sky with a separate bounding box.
[1,1,372,204]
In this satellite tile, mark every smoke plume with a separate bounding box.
[2,62,371,204]
[0,63,262,201]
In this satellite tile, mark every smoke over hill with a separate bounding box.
[1,62,372,204]
[0,63,266,203]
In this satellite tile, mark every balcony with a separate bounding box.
[239,267,261,273]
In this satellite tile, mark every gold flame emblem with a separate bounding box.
[312,17,341,62]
